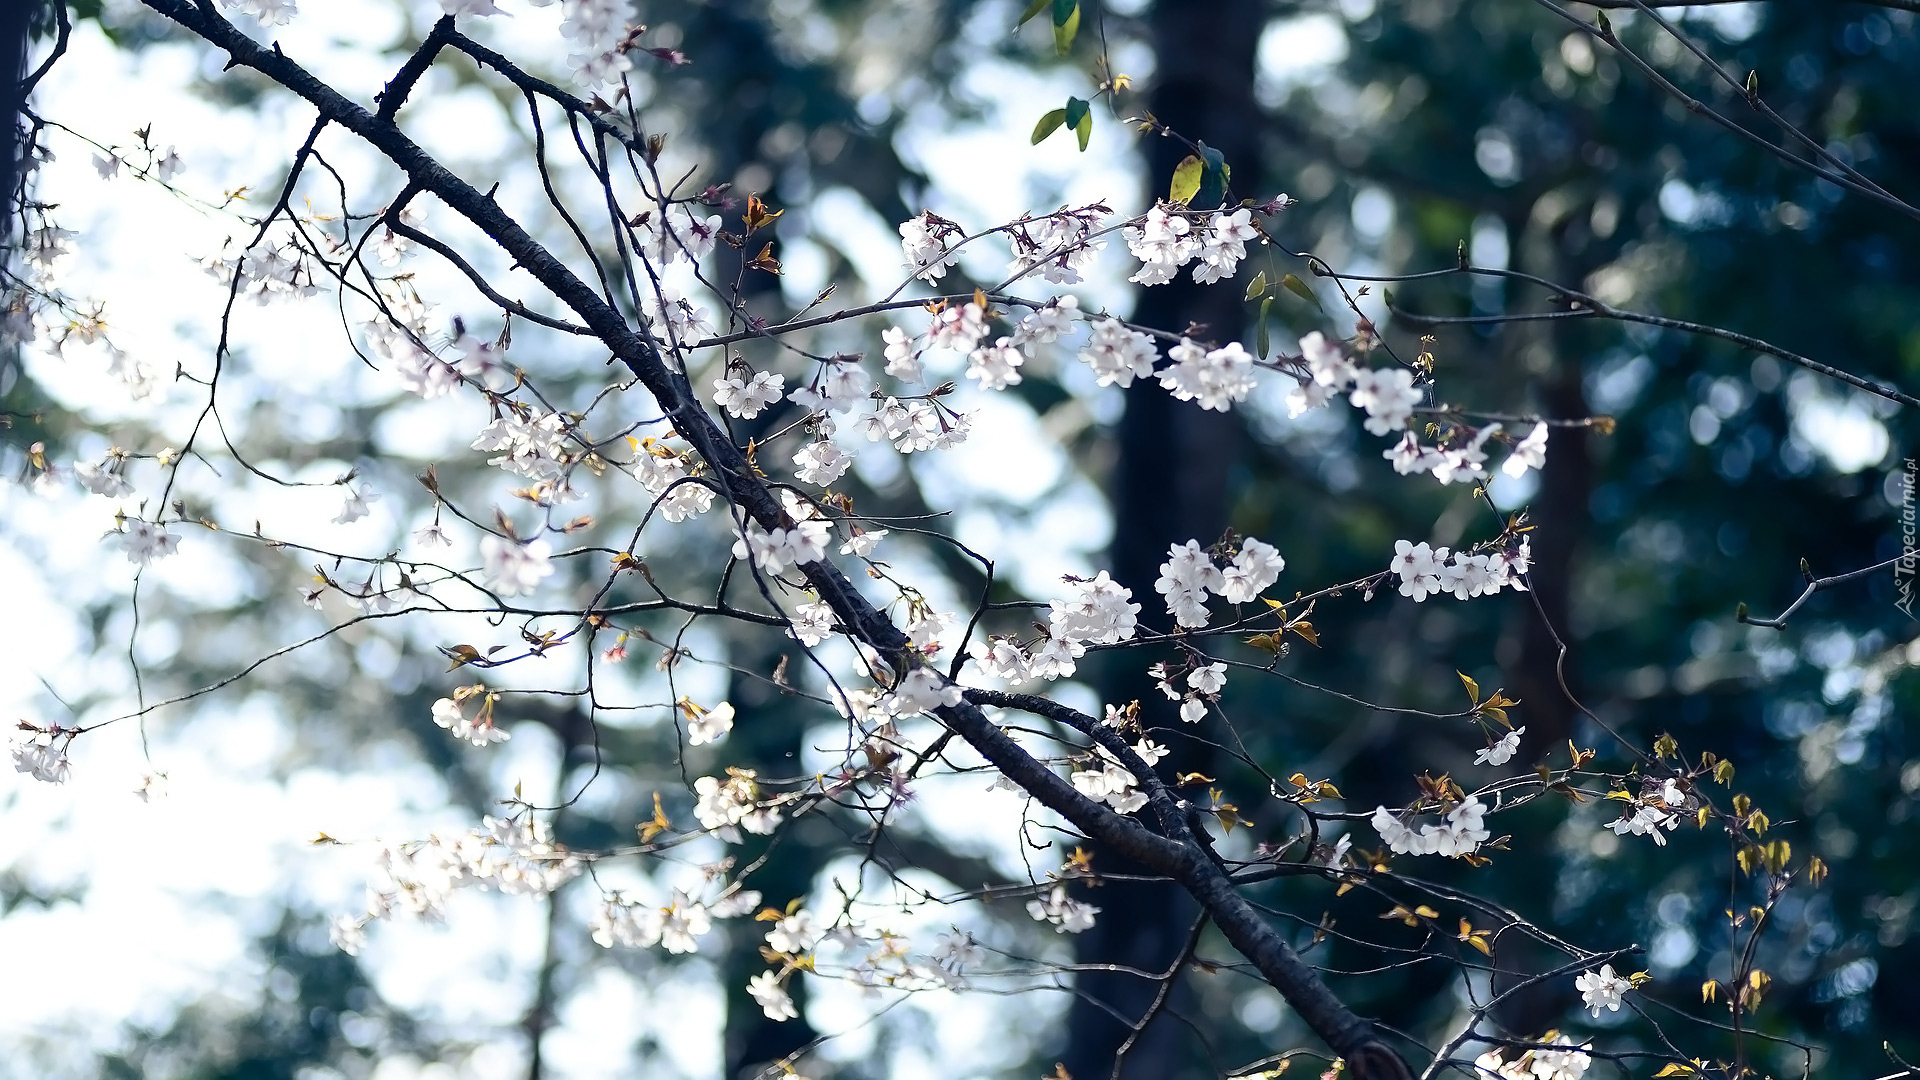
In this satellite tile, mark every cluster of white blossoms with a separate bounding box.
[1475,725,1525,766]
[1027,885,1100,933]
[331,814,582,954]
[630,438,716,522]
[647,280,719,344]
[1151,659,1228,724]
[1006,208,1108,285]
[216,0,297,28]
[74,453,133,498]
[201,240,319,306]
[1286,330,1419,435]
[111,516,180,567]
[683,699,735,745]
[966,571,1140,684]
[431,694,511,747]
[1123,204,1260,287]
[900,210,964,282]
[1388,538,1531,603]
[639,204,723,268]
[1574,963,1634,1017]
[1159,339,1258,412]
[733,517,830,574]
[712,366,786,419]
[1371,796,1491,857]
[1156,537,1286,629]
[1475,1035,1592,1080]
[590,884,761,954]
[1076,316,1160,387]
[10,723,74,785]
[693,768,781,843]
[1387,420,1550,486]
[479,534,555,596]
[1606,778,1687,846]
[1069,737,1167,815]
[471,406,579,498]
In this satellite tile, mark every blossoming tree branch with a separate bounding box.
[7,1,1903,1078]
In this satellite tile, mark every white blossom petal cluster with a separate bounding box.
[766,908,822,954]
[733,518,830,574]
[713,368,786,419]
[217,0,298,28]
[1069,741,1162,815]
[881,325,924,383]
[787,600,838,646]
[748,970,797,1020]
[1012,294,1081,353]
[1007,211,1107,285]
[590,886,742,954]
[333,482,377,525]
[900,211,962,282]
[1502,421,1551,478]
[640,205,723,266]
[790,358,874,414]
[431,696,511,747]
[201,241,318,305]
[792,439,851,485]
[1475,1035,1591,1080]
[853,396,968,453]
[967,572,1139,684]
[1388,539,1531,602]
[10,724,74,784]
[1191,208,1259,285]
[74,457,133,498]
[966,337,1025,390]
[368,320,460,399]
[479,535,554,596]
[112,517,179,566]
[1155,537,1284,628]
[1124,204,1199,286]
[1474,726,1524,766]
[647,282,718,344]
[1370,796,1491,857]
[1027,885,1100,933]
[1574,963,1632,1017]
[521,0,638,88]
[632,441,715,522]
[471,409,575,487]
[1157,339,1256,412]
[694,770,781,843]
[883,667,964,716]
[1350,365,1425,435]
[1077,317,1160,388]
[1605,778,1687,846]
[338,814,582,947]
[686,701,736,746]
[927,301,991,355]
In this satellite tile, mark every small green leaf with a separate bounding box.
[1194,140,1231,209]
[1256,297,1273,360]
[1244,270,1268,302]
[1064,96,1089,132]
[1169,154,1204,204]
[1281,272,1320,308]
[1031,108,1068,145]
[1052,0,1080,55]
[1074,109,1093,152]
[1052,0,1075,26]
[1016,0,1049,27]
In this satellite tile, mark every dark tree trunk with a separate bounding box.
[2,0,38,253]
[1063,2,1266,1077]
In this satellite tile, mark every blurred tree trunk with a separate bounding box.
[2,0,37,252]
[1064,1,1265,1076]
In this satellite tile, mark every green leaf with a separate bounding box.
[1074,109,1093,152]
[1281,272,1321,308]
[1064,96,1089,132]
[1052,0,1080,55]
[1194,140,1230,209]
[1169,155,1204,204]
[1030,108,1068,145]
[1256,297,1273,360]
[1052,0,1075,26]
[1244,270,1268,302]
[1016,0,1049,27]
